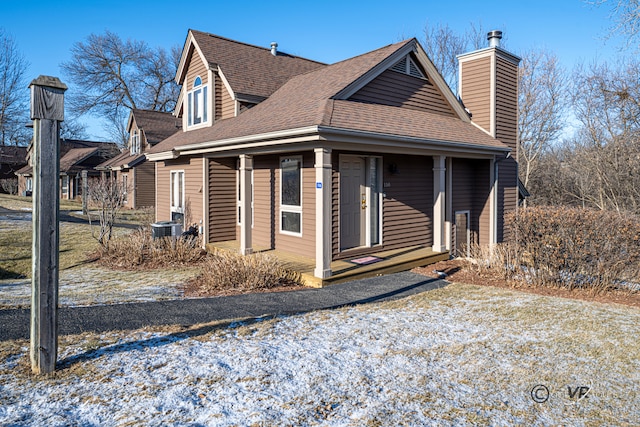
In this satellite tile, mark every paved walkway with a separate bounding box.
[0,272,447,341]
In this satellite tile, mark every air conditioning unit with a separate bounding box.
[151,221,183,239]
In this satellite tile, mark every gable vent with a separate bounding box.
[390,55,426,79]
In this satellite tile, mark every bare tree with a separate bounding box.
[87,176,128,250]
[590,0,640,50]
[0,28,29,146]
[61,31,180,147]
[422,21,488,94]
[518,49,568,191]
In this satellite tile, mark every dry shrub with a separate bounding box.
[468,242,520,282]
[472,206,640,293]
[193,250,303,293]
[97,229,205,269]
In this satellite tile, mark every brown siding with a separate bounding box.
[208,158,237,242]
[253,156,278,249]
[185,49,208,88]
[156,156,204,226]
[495,56,519,153]
[135,160,155,208]
[460,56,492,133]
[272,152,315,259]
[498,158,518,242]
[451,158,491,247]
[381,154,433,251]
[349,69,456,117]
[220,82,235,119]
[214,73,222,121]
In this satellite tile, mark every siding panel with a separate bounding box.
[349,69,456,117]
[460,56,491,133]
[208,158,237,242]
[135,160,156,208]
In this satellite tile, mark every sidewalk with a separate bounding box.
[0,271,447,341]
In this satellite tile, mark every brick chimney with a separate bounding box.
[457,31,521,243]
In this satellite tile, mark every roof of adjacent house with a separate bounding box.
[0,146,28,165]
[129,109,181,145]
[97,150,145,170]
[185,30,326,100]
[150,38,506,156]
[18,142,119,176]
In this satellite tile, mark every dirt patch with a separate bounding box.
[412,258,640,309]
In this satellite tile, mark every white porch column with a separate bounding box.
[314,148,332,279]
[432,155,447,253]
[239,154,253,255]
[489,158,498,246]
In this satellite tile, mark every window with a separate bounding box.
[170,170,185,220]
[122,175,128,203]
[187,76,208,128]
[280,156,302,235]
[26,177,32,192]
[130,130,140,155]
[61,176,69,198]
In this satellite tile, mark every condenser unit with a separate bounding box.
[151,221,183,239]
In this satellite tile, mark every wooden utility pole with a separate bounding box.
[29,75,67,375]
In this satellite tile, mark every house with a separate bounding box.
[0,145,27,194]
[16,139,119,200]
[98,109,181,209]
[147,29,520,283]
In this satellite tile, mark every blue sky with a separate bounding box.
[1,0,627,140]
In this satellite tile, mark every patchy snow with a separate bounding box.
[1,284,638,426]
[0,266,198,308]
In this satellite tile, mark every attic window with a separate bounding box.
[130,130,140,155]
[187,75,208,128]
[390,55,426,79]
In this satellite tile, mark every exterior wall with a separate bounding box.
[381,153,433,251]
[451,158,491,247]
[185,48,208,88]
[156,156,204,227]
[208,158,236,242]
[220,79,235,119]
[350,69,456,117]
[253,155,278,249]
[459,55,492,133]
[135,160,156,208]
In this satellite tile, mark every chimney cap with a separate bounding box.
[487,30,503,48]
[270,42,278,56]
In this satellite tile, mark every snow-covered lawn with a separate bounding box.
[1,283,638,426]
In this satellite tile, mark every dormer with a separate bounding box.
[174,30,326,132]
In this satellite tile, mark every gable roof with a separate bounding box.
[151,38,507,158]
[128,109,181,145]
[178,30,326,101]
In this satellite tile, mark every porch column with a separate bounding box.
[489,158,498,246]
[239,154,253,255]
[432,155,447,252]
[314,147,332,279]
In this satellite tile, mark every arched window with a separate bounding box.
[187,75,208,127]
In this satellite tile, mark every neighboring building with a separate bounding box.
[98,109,181,209]
[0,146,27,194]
[147,29,521,281]
[16,139,119,200]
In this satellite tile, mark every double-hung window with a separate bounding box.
[170,170,185,223]
[280,156,302,235]
[187,76,208,128]
[130,130,140,155]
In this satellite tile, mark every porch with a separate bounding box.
[205,241,449,287]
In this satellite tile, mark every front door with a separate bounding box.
[340,156,366,250]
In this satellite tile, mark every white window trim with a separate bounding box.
[279,155,303,237]
[186,75,209,130]
[130,130,140,155]
[170,170,185,215]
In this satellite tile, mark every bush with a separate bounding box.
[97,229,206,269]
[193,250,303,293]
[470,206,640,294]
[0,178,18,195]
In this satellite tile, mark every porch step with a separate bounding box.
[303,249,450,287]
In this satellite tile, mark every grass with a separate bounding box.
[0,283,638,425]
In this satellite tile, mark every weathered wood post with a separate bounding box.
[29,75,67,375]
